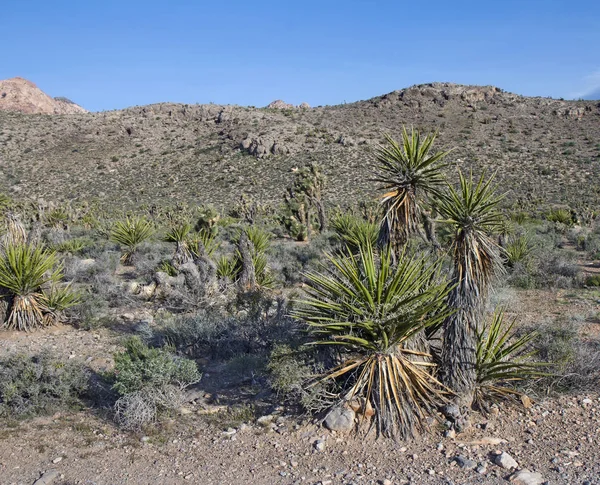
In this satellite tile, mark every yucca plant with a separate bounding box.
[216,255,237,280]
[40,282,81,325]
[294,242,453,438]
[475,310,547,411]
[373,128,451,252]
[45,207,70,229]
[435,171,504,405]
[504,234,532,268]
[330,213,379,253]
[0,242,61,331]
[165,222,193,264]
[187,229,219,258]
[111,217,154,265]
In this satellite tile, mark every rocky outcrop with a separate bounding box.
[0,77,87,114]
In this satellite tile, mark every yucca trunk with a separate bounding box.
[440,285,481,406]
[4,294,46,331]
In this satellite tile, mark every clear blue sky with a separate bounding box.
[2,0,599,111]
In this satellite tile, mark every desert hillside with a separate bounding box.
[0,82,598,211]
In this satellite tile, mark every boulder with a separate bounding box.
[324,405,355,432]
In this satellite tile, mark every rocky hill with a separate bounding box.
[0,77,87,115]
[0,82,598,212]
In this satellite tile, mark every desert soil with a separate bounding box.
[1,288,599,485]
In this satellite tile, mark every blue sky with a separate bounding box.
[1,0,599,111]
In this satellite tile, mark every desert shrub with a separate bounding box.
[113,337,201,430]
[533,319,600,392]
[0,352,89,418]
[267,344,330,412]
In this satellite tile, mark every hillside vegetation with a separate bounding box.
[1,83,599,212]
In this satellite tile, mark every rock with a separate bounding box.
[314,439,326,452]
[299,102,310,109]
[509,469,545,485]
[257,415,274,425]
[324,405,355,432]
[476,464,487,474]
[381,479,393,485]
[442,404,461,420]
[445,429,456,439]
[51,456,62,464]
[495,452,519,470]
[33,470,60,485]
[454,455,477,470]
[266,100,294,109]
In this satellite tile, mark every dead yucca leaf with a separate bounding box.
[295,241,453,438]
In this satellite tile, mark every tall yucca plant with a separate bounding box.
[435,171,504,405]
[0,243,60,331]
[373,128,451,252]
[111,217,153,265]
[475,310,547,411]
[295,242,453,438]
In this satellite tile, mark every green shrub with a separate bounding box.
[113,337,200,396]
[113,337,200,430]
[546,208,573,226]
[0,352,88,418]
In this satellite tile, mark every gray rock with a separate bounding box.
[442,403,461,420]
[495,451,519,470]
[33,470,60,485]
[314,439,326,452]
[509,469,545,485]
[454,455,477,470]
[323,405,355,432]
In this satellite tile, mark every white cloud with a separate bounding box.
[571,69,600,99]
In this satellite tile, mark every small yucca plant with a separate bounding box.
[0,243,61,331]
[330,213,379,253]
[165,222,193,264]
[504,234,532,268]
[187,229,219,258]
[111,217,153,265]
[295,242,453,438]
[40,282,81,325]
[475,310,547,411]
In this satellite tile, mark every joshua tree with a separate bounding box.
[283,163,327,241]
[373,128,450,254]
[435,172,504,406]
